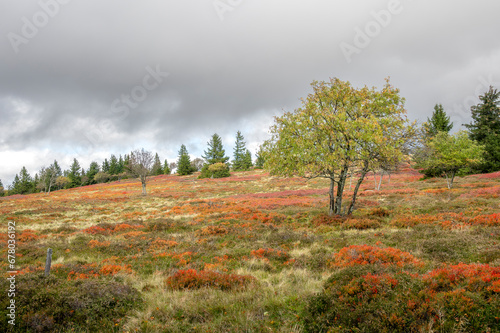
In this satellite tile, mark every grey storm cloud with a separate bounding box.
[1,0,500,185]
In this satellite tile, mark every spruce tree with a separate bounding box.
[86,161,100,185]
[242,149,253,170]
[12,167,34,194]
[102,159,110,173]
[53,160,62,177]
[255,146,265,169]
[465,86,500,172]
[203,133,229,164]
[426,104,453,137]
[163,159,171,175]
[152,153,163,175]
[68,158,82,188]
[0,179,4,197]
[118,155,125,173]
[200,134,230,178]
[232,131,248,171]
[109,155,119,175]
[10,175,20,194]
[177,145,194,176]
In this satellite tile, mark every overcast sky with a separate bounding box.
[1,0,499,186]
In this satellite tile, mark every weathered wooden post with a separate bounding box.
[44,248,53,277]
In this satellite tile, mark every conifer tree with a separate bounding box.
[203,133,229,164]
[465,86,500,172]
[152,153,163,175]
[53,160,62,177]
[109,155,119,175]
[200,134,230,178]
[426,104,453,137]
[242,149,253,170]
[102,159,110,173]
[118,155,125,173]
[11,167,34,194]
[68,158,82,188]
[163,159,171,175]
[10,175,20,194]
[177,145,194,176]
[0,179,4,197]
[86,161,100,185]
[232,131,248,171]
[255,145,265,169]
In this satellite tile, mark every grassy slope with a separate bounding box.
[1,168,499,332]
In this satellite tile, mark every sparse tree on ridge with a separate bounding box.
[244,149,253,169]
[11,167,35,194]
[52,160,62,178]
[191,158,205,172]
[68,158,82,188]
[151,153,163,176]
[0,179,4,197]
[163,159,171,175]
[127,148,154,195]
[177,145,195,176]
[264,78,413,216]
[203,133,229,164]
[425,104,453,138]
[37,164,59,193]
[465,86,500,172]
[232,131,250,171]
[109,155,120,175]
[255,145,265,169]
[86,162,100,185]
[414,131,485,189]
[200,133,230,178]
[102,159,110,173]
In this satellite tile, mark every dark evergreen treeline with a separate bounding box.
[1,131,266,196]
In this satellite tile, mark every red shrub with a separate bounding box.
[82,225,109,235]
[99,264,133,276]
[197,225,228,236]
[423,263,500,293]
[251,248,291,262]
[311,214,343,226]
[469,213,500,226]
[330,245,423,268]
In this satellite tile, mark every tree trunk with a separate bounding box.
[334,166,348,215]
[376,172,383,191]
[449,171,456,189]
[444,171,455,190]
[347,163,369,215]
[141,175,147,195]
[328,177,335,216]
